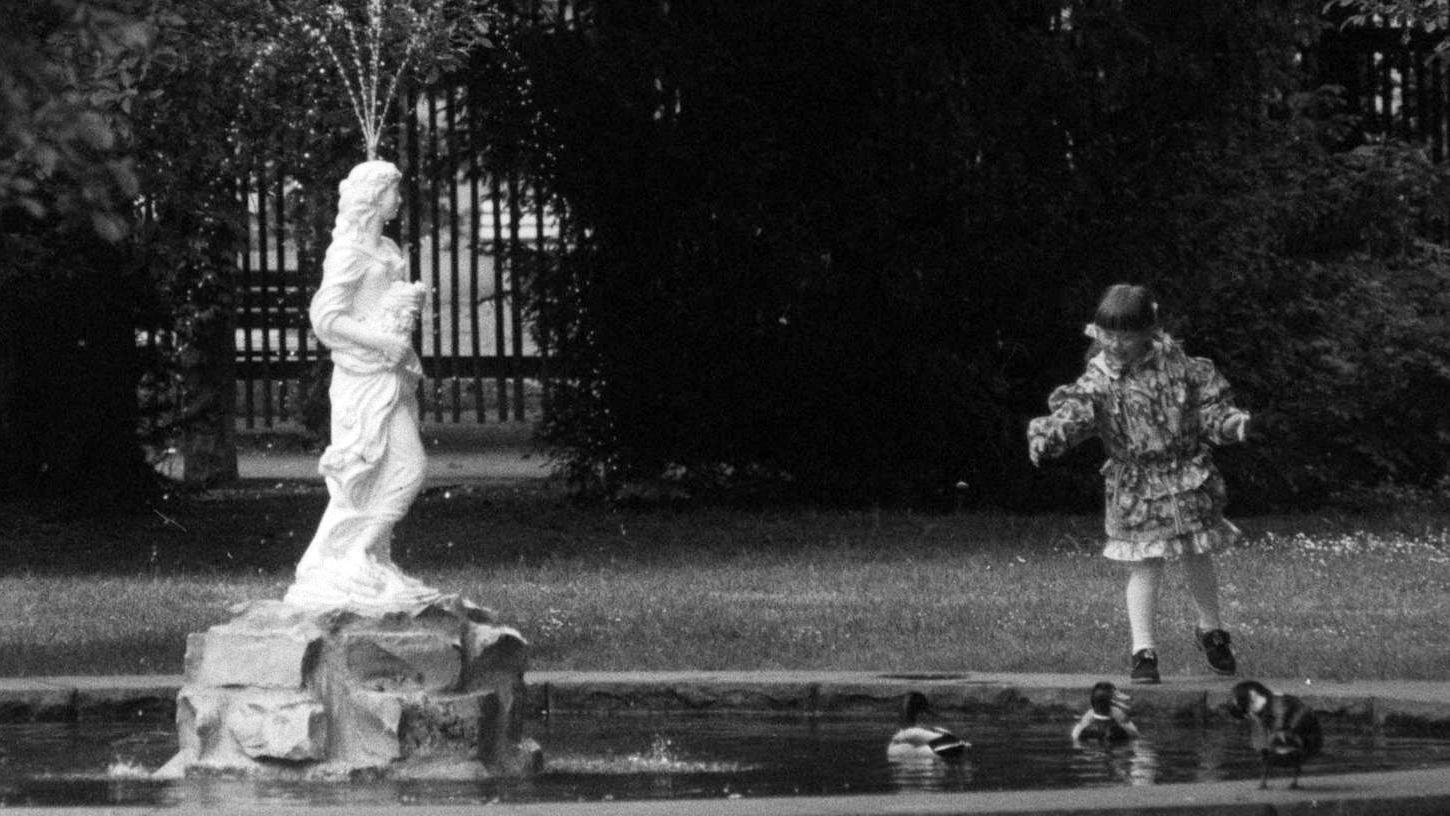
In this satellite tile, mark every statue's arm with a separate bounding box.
[309,245,413,365]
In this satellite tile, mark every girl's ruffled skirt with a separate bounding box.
[1102,519,1240,562]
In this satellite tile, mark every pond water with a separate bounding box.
[3,711,1450,807]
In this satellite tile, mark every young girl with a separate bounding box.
[1028,284,1251,684]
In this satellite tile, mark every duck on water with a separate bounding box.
[888,692,970,761]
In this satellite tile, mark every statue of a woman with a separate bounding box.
[284,160,445,613]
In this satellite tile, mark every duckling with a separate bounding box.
[887,691,970,760]
[1071,681,1140,743]
[1227,680,1323,790]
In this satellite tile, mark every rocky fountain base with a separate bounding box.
[157,598,542,780]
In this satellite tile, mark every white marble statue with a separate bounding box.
[284,160,445,613]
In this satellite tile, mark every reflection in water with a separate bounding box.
[887,754,975,791]
[1193,724,1234,781]
[4,711,1450,807]
[1128,740,1159,786]
[1071,739,1160,787]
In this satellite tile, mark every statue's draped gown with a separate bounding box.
[283,236,442,611]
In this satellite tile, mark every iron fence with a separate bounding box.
[1316,20,1449,158]
[235,81,556,428]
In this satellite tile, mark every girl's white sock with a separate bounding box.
[1126,560,1163,653]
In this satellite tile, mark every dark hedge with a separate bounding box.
[480,1,1450,508]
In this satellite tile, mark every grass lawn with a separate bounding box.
[2,481,1448,681]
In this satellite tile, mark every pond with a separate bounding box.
[4,710,1450,807]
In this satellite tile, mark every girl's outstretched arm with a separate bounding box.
[1188,356,1251,445]
[1027,372,1101,464]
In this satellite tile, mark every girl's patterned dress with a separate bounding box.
[1028,331,1250,562]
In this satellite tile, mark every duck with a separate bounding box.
[887,691,970,760]
[1227,679,1323,789]
[1071,681,1140,743]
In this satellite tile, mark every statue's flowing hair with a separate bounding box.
[332,160,402,243]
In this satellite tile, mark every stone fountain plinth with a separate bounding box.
[155,160,542,782]
[157,597,542,780]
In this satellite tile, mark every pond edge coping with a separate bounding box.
[4,670,1450,732]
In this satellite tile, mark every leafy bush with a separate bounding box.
[497,0,1358,506]
[1166,114,1450,508]
[0,1,156,504]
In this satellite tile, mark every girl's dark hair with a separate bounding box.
[1092,284,1158,332]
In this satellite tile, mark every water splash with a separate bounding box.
[274,0,480,160]
[547,734,754,775]
[104,759,154,779]
[627,735,687,772]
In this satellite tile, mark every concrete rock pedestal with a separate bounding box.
[157,597,542,780]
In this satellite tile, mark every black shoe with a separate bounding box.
[1197,628,1237,676]
[1130,648,1160,684]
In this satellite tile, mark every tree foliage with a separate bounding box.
[8,0,1448,511]
[493,0,1450,507]
[0,0,149,237]
[1327,0,1449,33]
[0,0,157,505]
[2,0,500,501]
[1164,96,1450,505]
